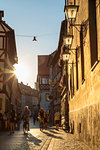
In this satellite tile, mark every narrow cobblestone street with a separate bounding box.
[0,118,91,150]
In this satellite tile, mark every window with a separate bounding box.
[72,62,74,96]
[80,26,85,82]
[42,78,46,84]
[76,50,79,90]
[39,77,48,84]
[70,70,72,98]
[70,63,74,98]
[89,0,98,68]
[42,78,48,84]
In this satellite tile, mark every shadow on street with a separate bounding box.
[24,132,42,146]
[42,130,63,139]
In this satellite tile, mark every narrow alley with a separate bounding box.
[0,1,100,150]
[0,118,90,150]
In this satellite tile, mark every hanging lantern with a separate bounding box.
[33,36,37,42]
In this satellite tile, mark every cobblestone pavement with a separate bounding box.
[0,119,91,150]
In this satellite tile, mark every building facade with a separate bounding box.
[57,20,69,129]
[50,50,61,123]
[19,82,39,116]
[62,0,100,150]
[0,11,21,114]
[35,1,100,149]
[37,55,51,112]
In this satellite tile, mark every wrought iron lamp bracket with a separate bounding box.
[65,47,79,55]
[70,23,85,32]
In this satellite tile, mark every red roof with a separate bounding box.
[38,55,49,76]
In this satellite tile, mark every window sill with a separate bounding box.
[91,60,100,71]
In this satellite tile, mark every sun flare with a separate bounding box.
[14,63,30,83]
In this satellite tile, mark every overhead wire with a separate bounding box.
[16,32,58,38]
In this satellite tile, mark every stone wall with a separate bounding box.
[68,0,100,149]
[69,63,100,149]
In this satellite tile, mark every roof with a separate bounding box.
[47,50,57,66]
[19,82,39,96]
[38,55,49,76]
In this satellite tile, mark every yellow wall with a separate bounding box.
[68,1,100,149]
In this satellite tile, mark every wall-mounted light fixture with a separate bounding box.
[64,4,79,23]
[63,53,70,62]
[63,34,73,48]
[63,35,78,62]
[63,46,79,62]
[64,4,86,33]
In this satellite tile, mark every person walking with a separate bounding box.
[10,110,15,135]
[22,106,31,131]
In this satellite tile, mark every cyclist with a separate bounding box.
[22,106,31,131]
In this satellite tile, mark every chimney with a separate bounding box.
[0,11,4,21]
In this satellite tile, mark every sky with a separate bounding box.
[1,0,65,88]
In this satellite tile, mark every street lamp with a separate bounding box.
[63,38,79,63]
[64,5,79,23]
[64,4,85,33]
[63,34,73,48]
[62,34,73,62]
[63,53,70,62]
[33,36,37,42]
